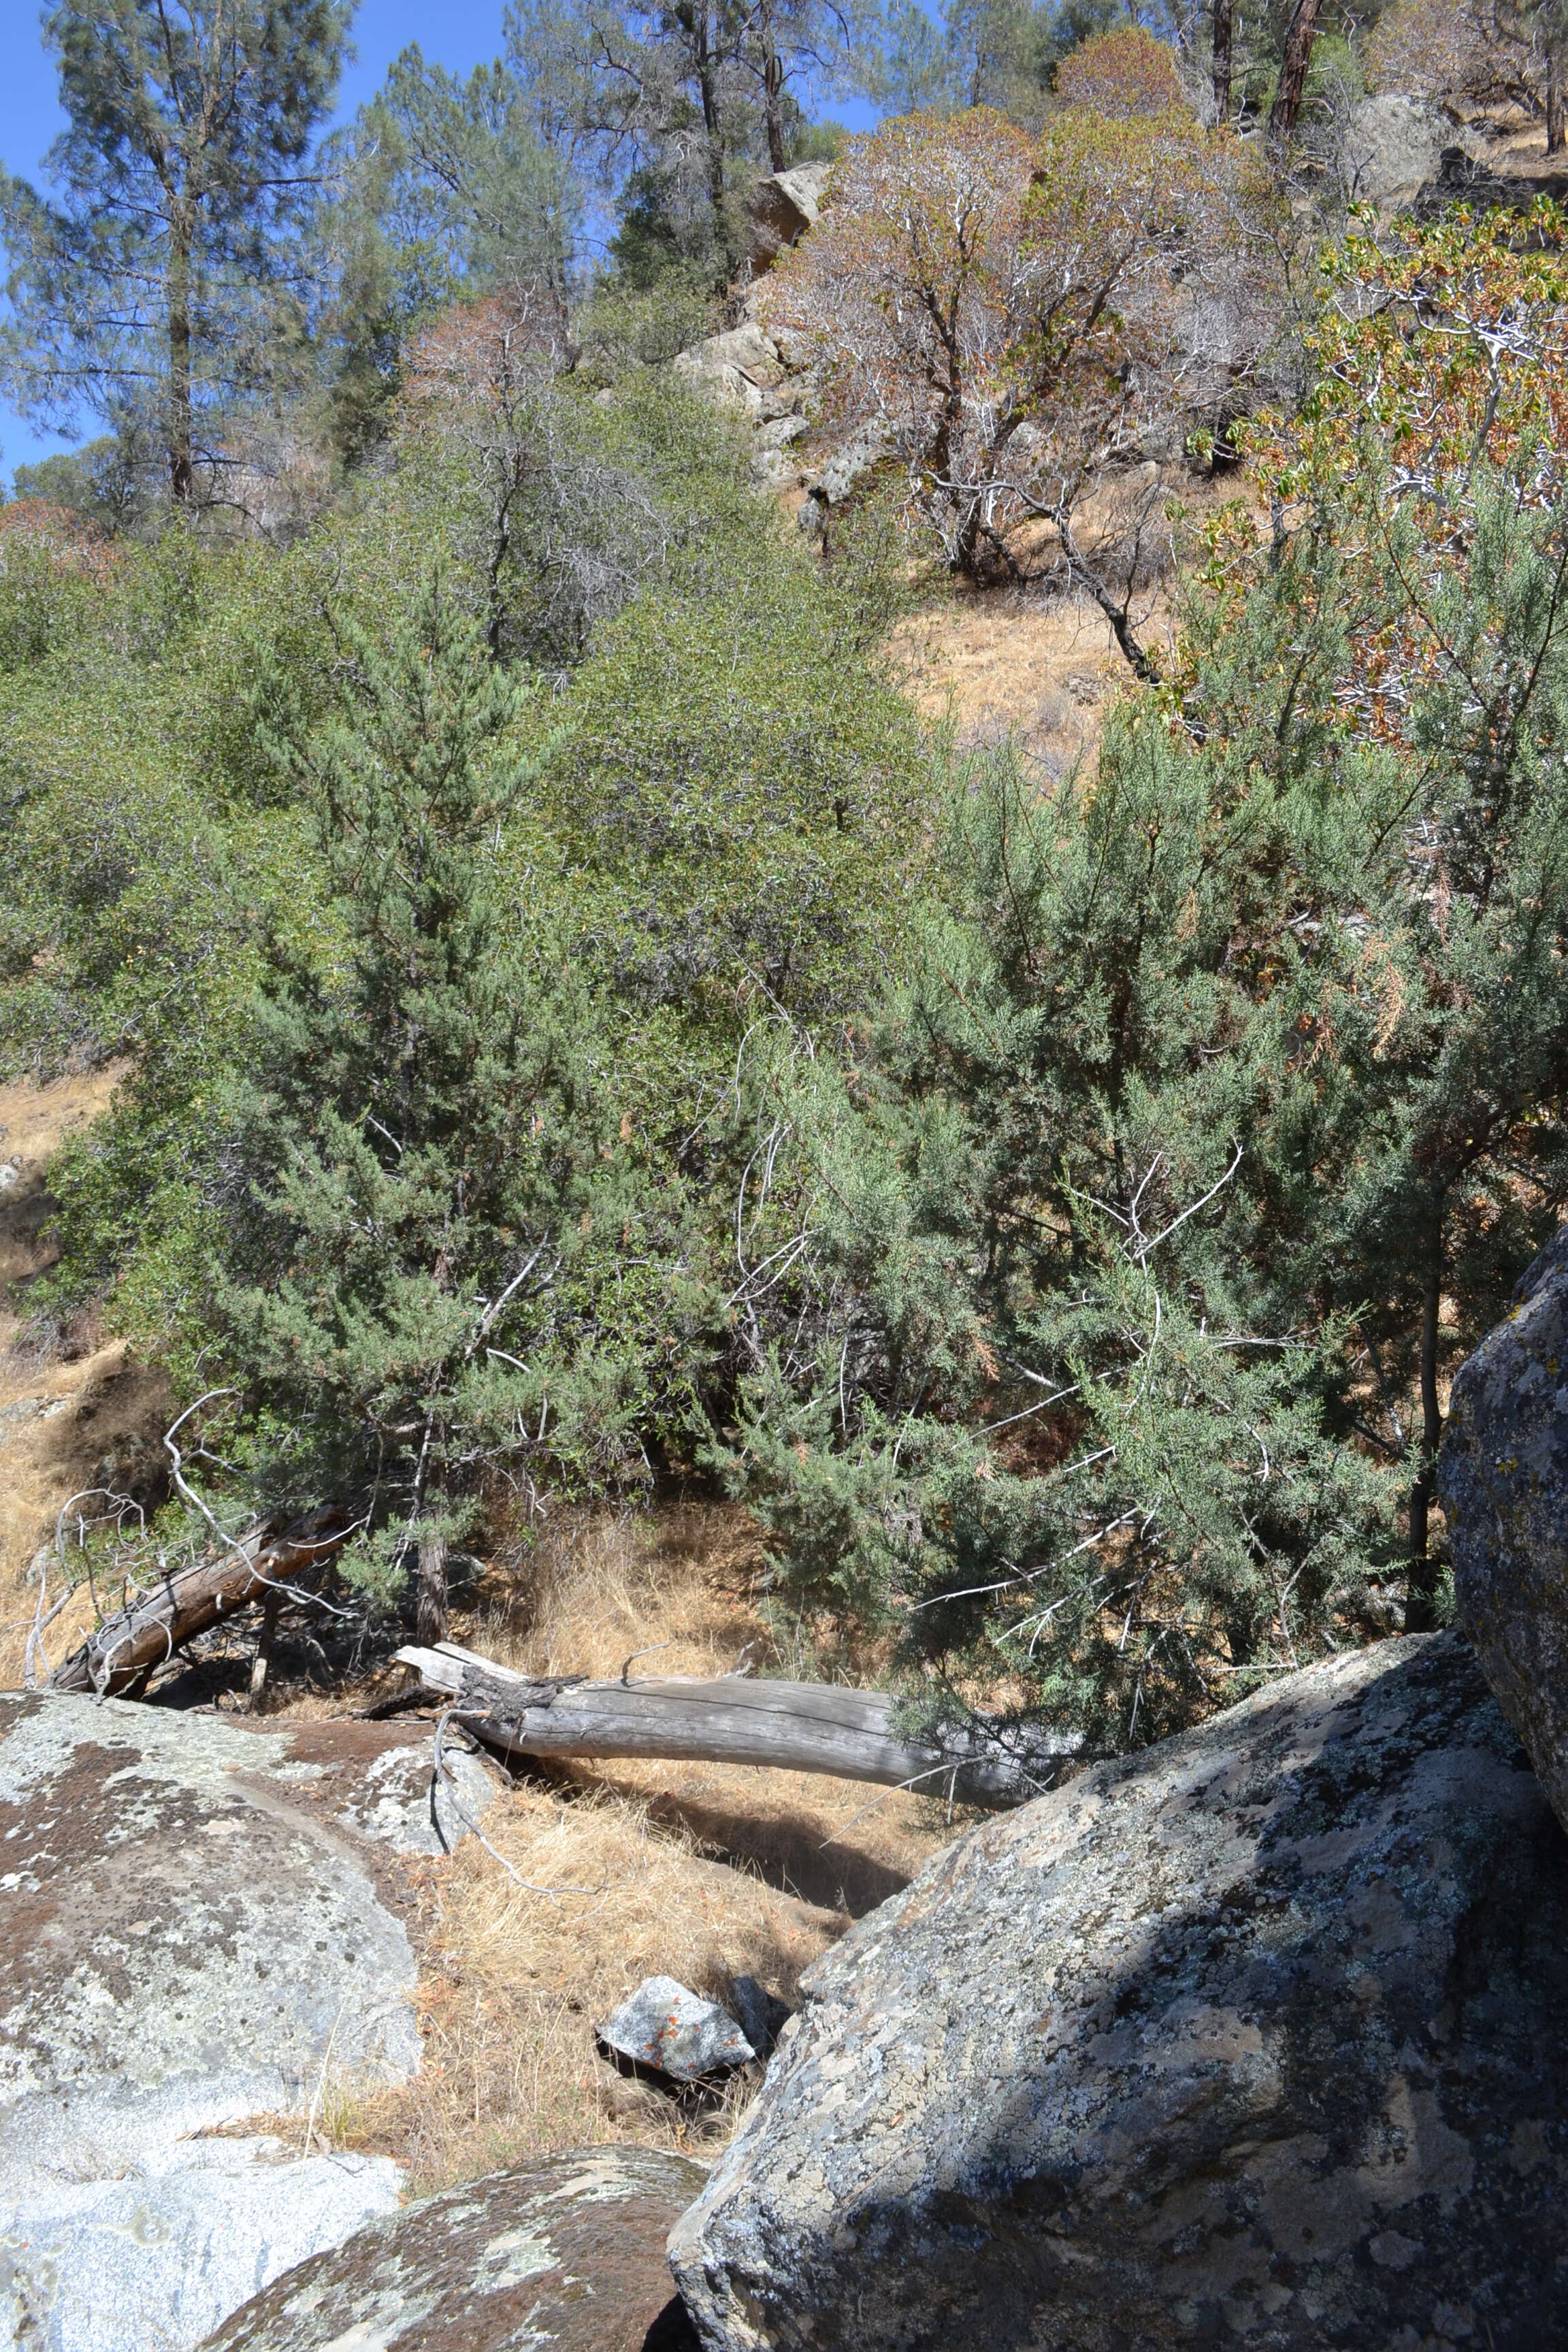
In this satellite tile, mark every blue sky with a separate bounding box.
[0,0,876,487]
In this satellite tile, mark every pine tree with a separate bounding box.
[1,0,351,502]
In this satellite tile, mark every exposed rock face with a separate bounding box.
[669,1634,1568,2352]
[255,1714,508,1857]
[198,2150,709,2351]
[750,161,832,274]
[1339,97,1458,208]
[598,1977,755,2084]
[0,1693,457,2351]
[670,292,891,510]
[672,324,794,422]
[1440,1226,1568,1838]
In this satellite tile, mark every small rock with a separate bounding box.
[597,1976,754,2084]
[197,2149,709,2351]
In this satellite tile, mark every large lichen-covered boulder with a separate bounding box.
[199,2149,708,2351]
[0,1693,436,2351]
[749,160,832,274]
[1439,1226,1568,1838]
[669,1634,1568,2352]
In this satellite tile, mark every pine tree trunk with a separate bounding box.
[167,217,194,503]
[764,50,786,174]
[694,12,729,261]
[1550,35,1567,154]
[1211,0,1235,122]
[1267,0,1323,149]
[1406,1235,1445,1633]
[416,1529,450,1647]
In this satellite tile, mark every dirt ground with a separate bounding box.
[0,1066,170,1689]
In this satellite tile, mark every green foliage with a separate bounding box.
[710,717,1402,1750]
[203,576,695,1587]
[785,119,850,164]
[710,206,1568,1745]
[2,355,931,1617]
[368,48,578,304]
[574,269,721,379]
[534,477,927,1051]
[9,436,148,536]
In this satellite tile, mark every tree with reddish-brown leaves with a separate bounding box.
[762,100,1282,673]
[1054,24,1189,115]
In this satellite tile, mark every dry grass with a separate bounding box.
[0,1067,169,1688]
[881,470,1260,780]
[889,587,1131,780]
[340,1774,846,2193]
[281,1502,964,2193]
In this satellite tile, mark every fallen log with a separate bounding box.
[395,1639,1078,1810]
[50,1505,351,1699]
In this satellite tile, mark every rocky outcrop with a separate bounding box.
[199,2149,708,2351]
[1339,98,1467,210]
[669,1633,1568,2352]
[672,323,798,424]
[749,162,832,276]
[1440,1226,1568,1838]
[0,1693,504,2351]
[671,247,894,512]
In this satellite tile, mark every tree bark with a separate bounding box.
[1550,31,1567,154]
[167,215,194,503]
[764,48,787,174]
[1211,0,1235,122]
[50,1505,350,1697]
[1267,0,1323,149]
[691,8,730,258]
[398,1641,1081,1809]
[416,1527,450,1647]
[1406,1228,1446,1633]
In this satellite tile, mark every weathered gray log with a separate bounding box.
[395,1639,1077,1809]
[50,1505,350,1698]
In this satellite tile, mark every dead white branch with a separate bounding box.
[395,1640,1079,1809]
